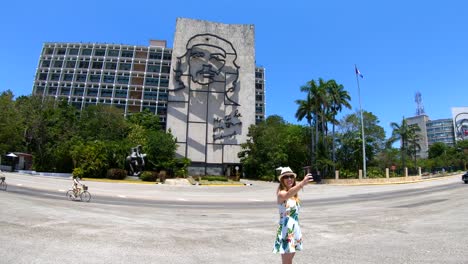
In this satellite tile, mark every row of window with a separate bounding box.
[40,60,171,73]
[35,86,169,101]
[43,47,172,60]
[37,73,169,87]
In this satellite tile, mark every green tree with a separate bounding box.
[145,129,178,170]
[127,109,161,130]
[325,80,351,172]
[239,115,308,180]
[0,90,23,156]
[337,111,386,173]
[70,140,108,178]
[387,117,420,170]
[77,105,128,141]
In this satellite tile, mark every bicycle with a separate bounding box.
[0,176,6,191]
[66,184,91,202]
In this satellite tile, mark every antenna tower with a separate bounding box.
[415,91,425,116]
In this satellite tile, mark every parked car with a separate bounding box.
[462,172,468,184]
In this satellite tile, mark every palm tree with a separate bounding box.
[388,117,421,170]
[295,86,317,167]
[406,126,421,172]
[295,79,328,169]
[326,80,351,172]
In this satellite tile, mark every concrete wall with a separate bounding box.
[166,18,256,173]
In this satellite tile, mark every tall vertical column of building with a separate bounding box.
[166,18,256,175]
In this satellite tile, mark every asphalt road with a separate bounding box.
[0,172,467,264]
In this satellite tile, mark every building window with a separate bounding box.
[89,74,101,83]
[66,60,76,68]
[119,63,131,71]
[105,62,117,70]
[107,49,119,57]
[103,75,115,83]
[115,90,127,98]
[159,79,168,87]
[69,48,79,55]
[121,50,134,58]
[149,52,162,60]
[87,88,99,97]
[100,89,113,97]
[38,73,48,81]
[147,65,160,73]
[47,87,57,95]
[57,48,66,55]
[94,49,106,56]
[63,74,73,81]
[50,73,60,81]
[79,61,89,69]
[73,88,84,96]
[81,49,92,56]
[75,74,87,82]
[145,78,158,86]
[117,76,129,84]
[92,61,103,69]
[53,60,63,68]
[161,66,170,73]
[41,60,50,67]
[45,48,54,55]
[60,87,71,96]
[163,53,172,61]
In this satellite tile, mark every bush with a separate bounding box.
[367,167,385,178]
[106,168,127,180]
[140,171,158,182]
[72,167,85,179]
[201,175,228,182]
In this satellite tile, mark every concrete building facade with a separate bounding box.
[407,115,456,159]
[167,18,257,175]
[32,18,265,175]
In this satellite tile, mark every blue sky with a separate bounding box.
[1,0,467,138]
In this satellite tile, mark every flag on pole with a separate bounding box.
[355,65,364,78]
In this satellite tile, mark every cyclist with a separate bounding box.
[72,176,83,196]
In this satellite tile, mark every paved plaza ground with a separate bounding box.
[0,172,467,264]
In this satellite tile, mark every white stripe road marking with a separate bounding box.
[118,195,127,198]
[248,199,264,202]
[178,198,188,201]
[17,184,23,186]
[58,189,66,192]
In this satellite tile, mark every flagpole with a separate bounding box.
[355,65,367,178]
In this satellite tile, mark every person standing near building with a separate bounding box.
[273,166,313,264]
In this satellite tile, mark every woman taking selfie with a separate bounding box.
[273,166,313,264]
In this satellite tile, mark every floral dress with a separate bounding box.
[273,198,303,253]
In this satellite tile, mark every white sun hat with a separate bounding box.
[276,166,297,181]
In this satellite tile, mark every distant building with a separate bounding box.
[32,18,265,175]
[406,115,430,159]
[406,114,456,159]
[426,118,455,147]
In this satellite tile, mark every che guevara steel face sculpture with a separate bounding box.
[454,112,468,140]
[171,33,241,106]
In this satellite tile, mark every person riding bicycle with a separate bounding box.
[72,176,83,196]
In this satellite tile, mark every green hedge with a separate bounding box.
[106,168,127,180]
